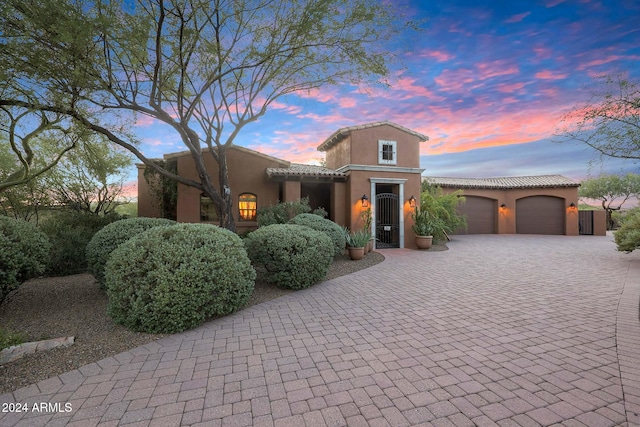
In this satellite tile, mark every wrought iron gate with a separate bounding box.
[376,193,399,248]
[579,210,594,235]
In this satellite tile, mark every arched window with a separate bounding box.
[239,193,257,221]
[201,194,218,222]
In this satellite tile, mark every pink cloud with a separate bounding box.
[338,97,358,108]
[505,12,531,23]
[496,82,526,93]
[535,70,569,80]
[418,49,455,62]
[435,60,519,93]
[270,100,303,115]
[576,55,624,70]
[134,114,157,127]
[476,60,520,80]
[546,0,565,6]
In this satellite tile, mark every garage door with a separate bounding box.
[516,196,564,235]
[455,196,497,234]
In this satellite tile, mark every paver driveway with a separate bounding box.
[1,235,639,427]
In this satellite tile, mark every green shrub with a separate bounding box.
[0,216,51,303]
[615,207,640,253]
[105,223,255,333]
[288,213,346,257]
[40,210,122,276]
[256,197,312,227]
[86,217,176,288]
[244,224,333,290]
[0,328,27,350]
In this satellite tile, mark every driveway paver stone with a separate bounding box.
[1,234,639,426]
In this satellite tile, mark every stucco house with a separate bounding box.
[138,121,592,248]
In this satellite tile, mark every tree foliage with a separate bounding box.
[419,180,467,242]
[44,137,133,215]
[0,134,133,218]
[0,106,81,194]
[614,207,640,253]
[578,173,640,229]
[557,73,640,161]
[0,0,418,231]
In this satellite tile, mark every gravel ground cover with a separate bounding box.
[0,250,391,393]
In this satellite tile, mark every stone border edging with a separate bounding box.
[0,337,74,366]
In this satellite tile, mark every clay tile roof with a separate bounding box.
[317,121,429,152]
[425,175,580,189]
[266,163,347,180]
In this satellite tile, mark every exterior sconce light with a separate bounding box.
[569,202,576,209]
[360,194,369,208]
[409,195,416,208]
[500,204,506,209]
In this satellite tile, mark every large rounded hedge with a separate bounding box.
[0,216,51,303]
[288,213,346,257]
[105,223,256,333]
[244,224,333,290]
[86,217,176,288]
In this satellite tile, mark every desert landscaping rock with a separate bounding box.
[0,337,75,366]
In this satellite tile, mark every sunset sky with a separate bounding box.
[133,0,640,184]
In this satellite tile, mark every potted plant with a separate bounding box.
[360,208,374,252]
[411,209,442,249]
[346,229,370,260]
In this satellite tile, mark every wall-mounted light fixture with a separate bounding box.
[409,195,416,208]
[360,194,369,208]
[569,202,576,209]
[500,203,507,209]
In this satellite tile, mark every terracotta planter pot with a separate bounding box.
[415,235,433,250]
[366,239,374,253]
[348,247,365,260]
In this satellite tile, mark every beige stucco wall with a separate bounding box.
[325,124,423,170]
[326,135,351,170]
[441,186,580,235]
[168,148,285,231]
[593,210,607,236]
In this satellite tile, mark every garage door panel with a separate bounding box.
[516,196,564,235]
[455,196,497,234]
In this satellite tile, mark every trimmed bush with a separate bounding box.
[40,210,122,276]
[615,207,640,253]
[0,216,51,303]
[105,223,256,333]
[86,217,176,288]
[244,224,333,290]
[288,213,346,257]
[256,197,313,227]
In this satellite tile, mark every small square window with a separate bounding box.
[378,140,397,165]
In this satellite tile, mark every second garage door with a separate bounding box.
[516,196,565,235]
[456,196,497,234]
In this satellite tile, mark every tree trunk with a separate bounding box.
[216,145,236,232]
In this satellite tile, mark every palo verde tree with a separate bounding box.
[44,137,133,215]
[556,73,640,161]
[0,103,85,194]
[579,173,640,229]
[0,0,418,231]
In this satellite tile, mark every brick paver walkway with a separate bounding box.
[1,235,639,426]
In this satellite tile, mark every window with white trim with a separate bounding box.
[378,140,397,165]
